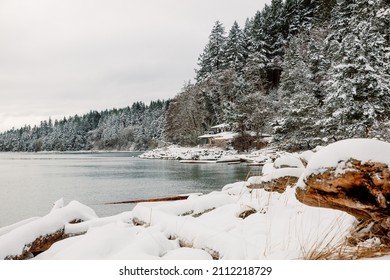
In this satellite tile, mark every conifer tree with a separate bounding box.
[320,0,390,138]
[196,21,226,81]
[223,21,247,73]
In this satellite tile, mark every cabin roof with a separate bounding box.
[210,123,229,129]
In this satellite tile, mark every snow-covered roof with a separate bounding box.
[198,134,215,139]
[198,132,237,140]
[210,123,229,129]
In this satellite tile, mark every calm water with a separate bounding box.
[0,152,255,227]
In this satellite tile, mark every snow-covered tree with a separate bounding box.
[222,21,247,73]
[275,28,330,150]
[196,21,226,81]
[319,0,390,139]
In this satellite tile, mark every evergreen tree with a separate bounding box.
[319,0,390,139]
[244,11,270,92]
[275,28,330,150]
[196,21,226,81]
[222,21,247,73]
[315,0,337,24]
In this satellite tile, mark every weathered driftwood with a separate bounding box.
[4,219,86,260]
[179,160,217,164]
[247,176,298,193]
[105,195,189,205]
[5,228,84,260]
[238,208,257,219]
[296,159,390,241]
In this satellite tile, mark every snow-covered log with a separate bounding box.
[0,200,97,259]
[296,139,390,241]
[246,154,305,193]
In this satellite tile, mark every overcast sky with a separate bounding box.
[0,0,271,132]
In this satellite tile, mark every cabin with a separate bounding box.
[209,123,230,134]
[198,123,236,146]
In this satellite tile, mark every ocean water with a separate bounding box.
[0,152,256,227]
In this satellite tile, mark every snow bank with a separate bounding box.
[247,168,304,184]
[0,217,40,237]
[65,211,133,235]
[35,224,175,260]
[0,183,355,260]
[246,153,305,186]
[274,154,305,169]
[130,185,354,259]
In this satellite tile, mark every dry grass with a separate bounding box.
[302,219,390,260]
[303,239,390,260]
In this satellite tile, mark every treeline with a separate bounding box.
[1,0,389,152]
[0,100,168,151]
[165,0,390,150]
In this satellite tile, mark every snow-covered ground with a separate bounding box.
[139,144,278,163]
[0,183,355,260]
[139,145,237,161]
[1,138,389,260]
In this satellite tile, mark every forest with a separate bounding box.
[0,0,389,152]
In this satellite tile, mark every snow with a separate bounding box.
[210,123,230,129]
[299,150,314,163]
[247,167,304,184]
[35,224,175,260]
[140,145,279,166]
[2,139,390,260]
[0,184,355,260]
[274,154,305,168]
[377,8,390,18]
[162,247,213,260]
[139,145,236,160]
[246,153,305,185]
[0,217,40,237]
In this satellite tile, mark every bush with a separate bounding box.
[232,133,267,152]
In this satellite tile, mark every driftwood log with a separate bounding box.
[296,159,390,241]
[105,195,189,204]
[247,176,298,193]
[5,219,85,260]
